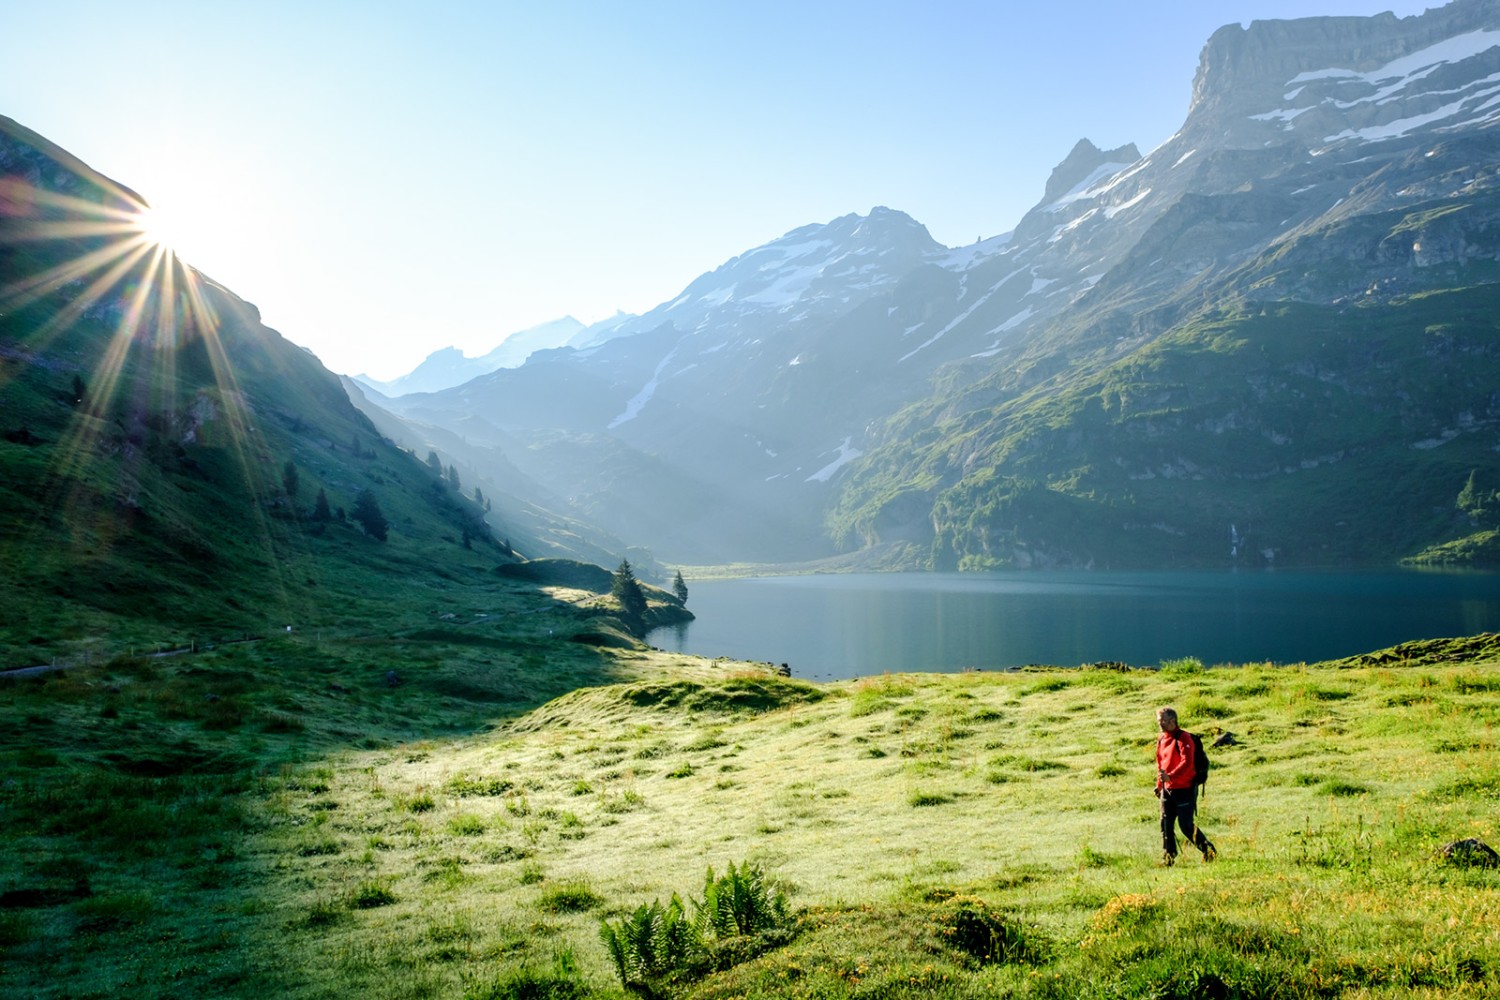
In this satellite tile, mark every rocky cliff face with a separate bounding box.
[365,1,1500,569]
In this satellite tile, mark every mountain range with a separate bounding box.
[362,0,1500,570]
[352,316,587,397]
[6,0,1500,639]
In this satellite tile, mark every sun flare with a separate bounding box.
[134,201,190,260]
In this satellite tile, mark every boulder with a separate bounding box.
[1438,838,1500,869]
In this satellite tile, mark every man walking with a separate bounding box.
[1155,706,1216,866]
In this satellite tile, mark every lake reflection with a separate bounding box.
[653,570,1500,681]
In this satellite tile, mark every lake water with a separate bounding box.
[652,570,1500,681]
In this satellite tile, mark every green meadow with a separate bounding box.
[3,614,1500,999]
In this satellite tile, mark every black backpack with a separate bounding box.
[1190,732,1210,788]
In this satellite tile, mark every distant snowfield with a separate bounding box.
[1043,161,1135,213]
[607,346,679,429]
[1252,28,1500,142]
[805,437,862,482]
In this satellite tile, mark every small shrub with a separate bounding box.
[1159,657,1205,676]
[666,763,695,779]
[558,812,586,840]
[445,774,513,797]
[296,836,342,857]
[601,789,646,814]
[1323,780,1368,797]
[463,968,588,1000]
[423,856,472,887]
[850,692,895,717]
[1183,698,1233,719]
[1076,844,1120,869]
[407,793,437,814]
[1096,762,1128,778]
[684,733,727,752]
[463,951,589,1000]
[908,790,955,807]
[931,895,1047,965]
[536,880,601,914]
[448,813,486,836]
[303,897,347,928]
[518,862,545,885]
[349,880,397,909]
[569,780,593,796]
[991,754,1068,773]
[1091,893,1163,933]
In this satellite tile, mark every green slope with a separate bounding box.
[832,284,1500,570]
[4,638,1500,998]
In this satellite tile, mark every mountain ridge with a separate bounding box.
[359,0,1500,569]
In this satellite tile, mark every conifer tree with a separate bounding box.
[1459,469,1498,526]
[313,488,332,522]
[672,570,689,605]
[611,559,648,635]
[427,450,443,475]
[352,488,389,541]
[282,460,300,499]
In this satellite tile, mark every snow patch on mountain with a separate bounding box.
[1291,28,1500,93]
[1248,28,1500,143]
[1043,161,1136,212]
[806,437,862,483]
[608,346,679,429]
[897,268,1025,363]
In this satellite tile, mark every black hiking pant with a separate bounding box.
[1160,786,1211,858]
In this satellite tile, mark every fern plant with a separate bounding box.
[696,861,790,937]
[598,893,700,999]
[599,860,796,997]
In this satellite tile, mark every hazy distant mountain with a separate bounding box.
[355,316,587,397]
[364,0,1500,569]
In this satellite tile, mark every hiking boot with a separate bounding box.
[1201,841,1217,862]
[1159,851,1176,868]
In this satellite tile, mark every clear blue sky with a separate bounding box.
[2,1,1438,379]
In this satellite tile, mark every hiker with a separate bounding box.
[1154,706,1215,866]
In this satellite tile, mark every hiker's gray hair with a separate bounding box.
[1156,706,1178,724]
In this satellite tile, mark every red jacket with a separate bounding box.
[1156,729,1198,791]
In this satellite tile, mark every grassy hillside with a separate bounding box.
[832,284,1500,570]
[0,149,593,667]
[5,634,1499,998]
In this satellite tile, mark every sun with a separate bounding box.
[134,199,193,260]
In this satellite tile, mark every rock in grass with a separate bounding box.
[1438,838,1500,869]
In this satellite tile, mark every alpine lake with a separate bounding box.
[653,569,1500,680]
